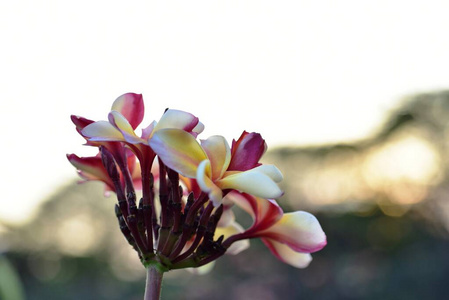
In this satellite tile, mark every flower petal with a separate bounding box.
[259,211,327,253]
[82,121,124,141]
[187,262,216,275]
[217,206,235,227]
[215,221,249,255]
[179,176,203,199]
[141,121,157,140]
[192,121,205,137]
[154,109,203,135]
[200,136,231,180]
[71,115,94,132]
[228,131,267,171]
[196,160,222,205]
[262,238,313,268]
[149,129,207,178]
[251,165,283,182]
[218,167,284,199]
[67,154,113,188]
[108,111,142,144]
[225,192,283,232]
[111,93,144,129]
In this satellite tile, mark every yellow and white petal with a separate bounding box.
[200,136,231,181]
[260,211,327,253]
[196,160,222,205]
[186,262,216,275]
[215,222,249,255]
[153,109,202,134]
[149,129,207,178]
[226,239,250,256]
[108,111,142,144]
[251,165,283,182]
[141,121,157,139]
[217,207,235,227]
[218,168,283,199]
[192,121,205,136]
[262,238,313,269]
[82,121,124,141]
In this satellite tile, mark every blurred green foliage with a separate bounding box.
[0,256,25,300]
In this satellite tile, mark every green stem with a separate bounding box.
[144,267,164,300]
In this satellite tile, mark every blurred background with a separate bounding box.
[2,1,449,299]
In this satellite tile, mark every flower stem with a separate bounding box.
[144,266,164,300]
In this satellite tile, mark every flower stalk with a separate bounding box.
[144,266,164,300]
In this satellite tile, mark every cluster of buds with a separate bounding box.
[67,93,326,273]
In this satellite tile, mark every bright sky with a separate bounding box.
[2,0,449,224]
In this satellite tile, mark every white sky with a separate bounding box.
[2,0,449,224]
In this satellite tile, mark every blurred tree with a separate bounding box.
[2,90,449,299]
[0,255,25,300]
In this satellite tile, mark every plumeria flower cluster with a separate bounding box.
[67,93,326,280]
